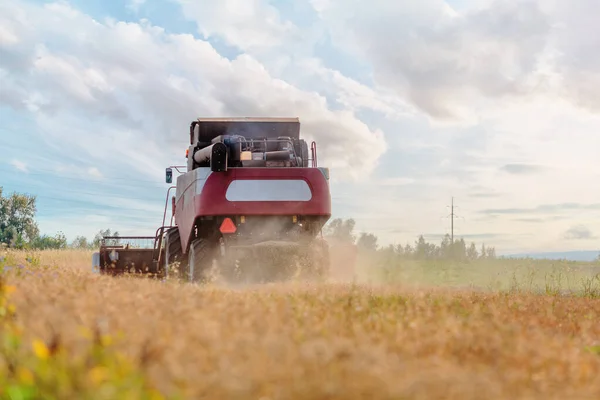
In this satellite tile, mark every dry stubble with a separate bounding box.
[4,250,600,399]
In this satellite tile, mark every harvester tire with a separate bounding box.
[164,228,184,280]
[187,237,217,284]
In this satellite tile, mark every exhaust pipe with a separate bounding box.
[193,142,228,172]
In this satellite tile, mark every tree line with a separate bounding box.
[0,187,118,250]
[323,218,497,261]
[1,187,497,259]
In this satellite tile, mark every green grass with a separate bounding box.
[354,253,600,296]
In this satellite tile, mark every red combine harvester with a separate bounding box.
[92,117,334,284]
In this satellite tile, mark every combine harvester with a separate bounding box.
[93,117,345,284]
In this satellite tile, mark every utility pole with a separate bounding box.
[445,197,459,244]
[450,197,454,244]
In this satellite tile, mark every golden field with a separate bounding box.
[1,249,600,399]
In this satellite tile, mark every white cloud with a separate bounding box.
[299,0,600,252]
[0,0,386,182]
[564,225,596,241]
[10,159,28,172]
[0,23,19,46]
[87,167,103,179]
[177,0,298,52]
[127,0,147,13]
[308,62,416,120]
[174,1,412,121]
[312,0,553,121]
[311,0,600,123]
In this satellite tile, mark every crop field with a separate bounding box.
[1,249,600,399]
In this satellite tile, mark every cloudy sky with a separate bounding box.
[1,0,599,254]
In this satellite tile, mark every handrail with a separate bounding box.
[167,165,187,174]
[162,186,176,229]
[102,236,155,240]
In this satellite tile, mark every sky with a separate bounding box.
[1,0,599,255]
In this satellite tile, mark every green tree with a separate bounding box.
[323,218,356,244]
[403,243,414,257]
[92,229,120,247]
[480,243,487,259]
[71,235,90,249]
[0,187,39,248]
[440,234,452,258]
[31,232,68,250]
[414,235,437,259]
[357,232,378,251]
[467,242,479,260]
[451,238,467,261]
[394,244,405,257]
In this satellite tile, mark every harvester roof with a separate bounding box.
[190,117,301,144]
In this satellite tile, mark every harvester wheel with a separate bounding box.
[164,228,184,280]
[187,237,217,284]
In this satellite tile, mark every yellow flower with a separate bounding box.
[77,326,93,339]
[88,366,108,385]
[100,334,113,347]
[17,367,34,385]
[32,339,49,360]
[149,389,165,400]
[12,325,24,336]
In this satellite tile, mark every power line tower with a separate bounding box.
[451,197,454,243]
[446,197,460,243]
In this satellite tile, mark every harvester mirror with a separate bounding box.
[165,168,173,184]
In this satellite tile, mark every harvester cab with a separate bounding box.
[93,117,333,284]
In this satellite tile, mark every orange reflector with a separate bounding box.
[219,218,237,234]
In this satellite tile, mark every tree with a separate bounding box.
[467,242,479,260]
[31,232,68,250]
[414,235,438,260]
[357,232,378,251]
[440,234,452,258]
[451,238,467,261]
[71,235,90,249]
[404,243,414,257]
[0,187,39,248]
[394,244,405,257]
[92,229,120,247]
[480,243,487,259]
[323,218,356,244]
